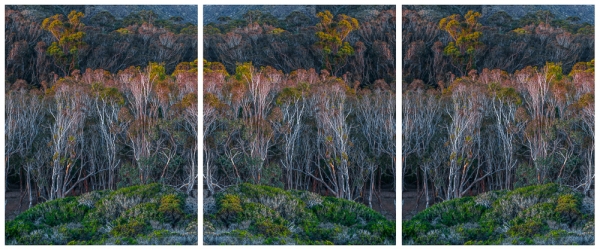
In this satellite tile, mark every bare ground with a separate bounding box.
[5,190,36,221]
[402,188,432,221]
[367,190,396,221]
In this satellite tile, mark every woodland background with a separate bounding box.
[203,5,397,212]
[4,5,198,212]
[402,5,594,210]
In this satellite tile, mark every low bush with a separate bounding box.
[5,183,197,245]
[403,183,594,245]
[203,183,395,245]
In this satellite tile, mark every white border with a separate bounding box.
[1,0,597,248]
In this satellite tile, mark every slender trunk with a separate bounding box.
[369,165,375,209]
[26,165,32,209]
[424,167,430,208]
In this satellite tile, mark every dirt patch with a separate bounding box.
[5,190,37,221]
[367,190,396,221]
[402,188,435,221]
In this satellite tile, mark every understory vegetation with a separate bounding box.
[5,183,198,245]
[203,183,395,245]
[403,183,594,245]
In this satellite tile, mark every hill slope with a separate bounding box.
[403,5,594,24]
[203,183,396,245]
[403,183,594,245]
[5,184,198,245]
[6,5,197,24]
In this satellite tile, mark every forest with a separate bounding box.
[5,6,198,214]
[402,6,594,210]
[203,6,396,211]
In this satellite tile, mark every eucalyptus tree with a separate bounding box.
[274,85,307,190]
[48,82,90,200]
[312,82,353,200]
[402,87,439,206]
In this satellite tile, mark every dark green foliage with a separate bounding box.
[403,183,594,245]
[508,219,546,238]
[203,6,395,86]
[402,6,594,87]
[204,183,395,245]
[111,217,151,238]
[5,183,197,245]
[158,194,186,222]
[555,194,582,224]
[216,194,243,222]
[5,7,198,86]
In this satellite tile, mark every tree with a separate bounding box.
[518,64,559,185]
[5,88,44,207]
[274,85,307,190]
[236,63,278,184]
[402,87,439,206]
[41,10,87,76]
[358,88,396,207]
[315,10,360,76]
[173,63,199,195]
[92,81,126,190]
[312,82,353,199]
[438,10,483,76]
[490,85,524,190]
[47,82,91,200]
[444,81,487,200]
[120,65,160,185]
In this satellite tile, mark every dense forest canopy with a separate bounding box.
[204,5,395,88]
[402,6,594,210]
[203,6,396,215]
[5,6,199,212]
[403,5,593,88]
[5,5,198,87]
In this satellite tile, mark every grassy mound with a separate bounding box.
[5,183,197,245]
[403,183,594,245]
[203,183,396,245]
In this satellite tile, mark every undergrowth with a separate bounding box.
[5,183,197,245]
[402,183,594,245]
[203,183,396,245]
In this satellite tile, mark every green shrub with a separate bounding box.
[204,183,395,245]
[5,183,197,245]
[253,219,290,237]
[403,183,593,245]
[217,194,243,222]
[159,194,184,222]
[508,219,545,237]
[555,194,581,223]
[110,217,150,238]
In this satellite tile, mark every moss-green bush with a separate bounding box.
[555,194,581,223]
[508,219,546,238]
[5,183,197,245]
[158,194,185,222]
[216,194,243,222]
[204,183,395,245]
[403,183,594,245]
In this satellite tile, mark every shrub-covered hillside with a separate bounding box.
[403,183,594,245]
[203,183,396,245]
[5,183,197,245]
